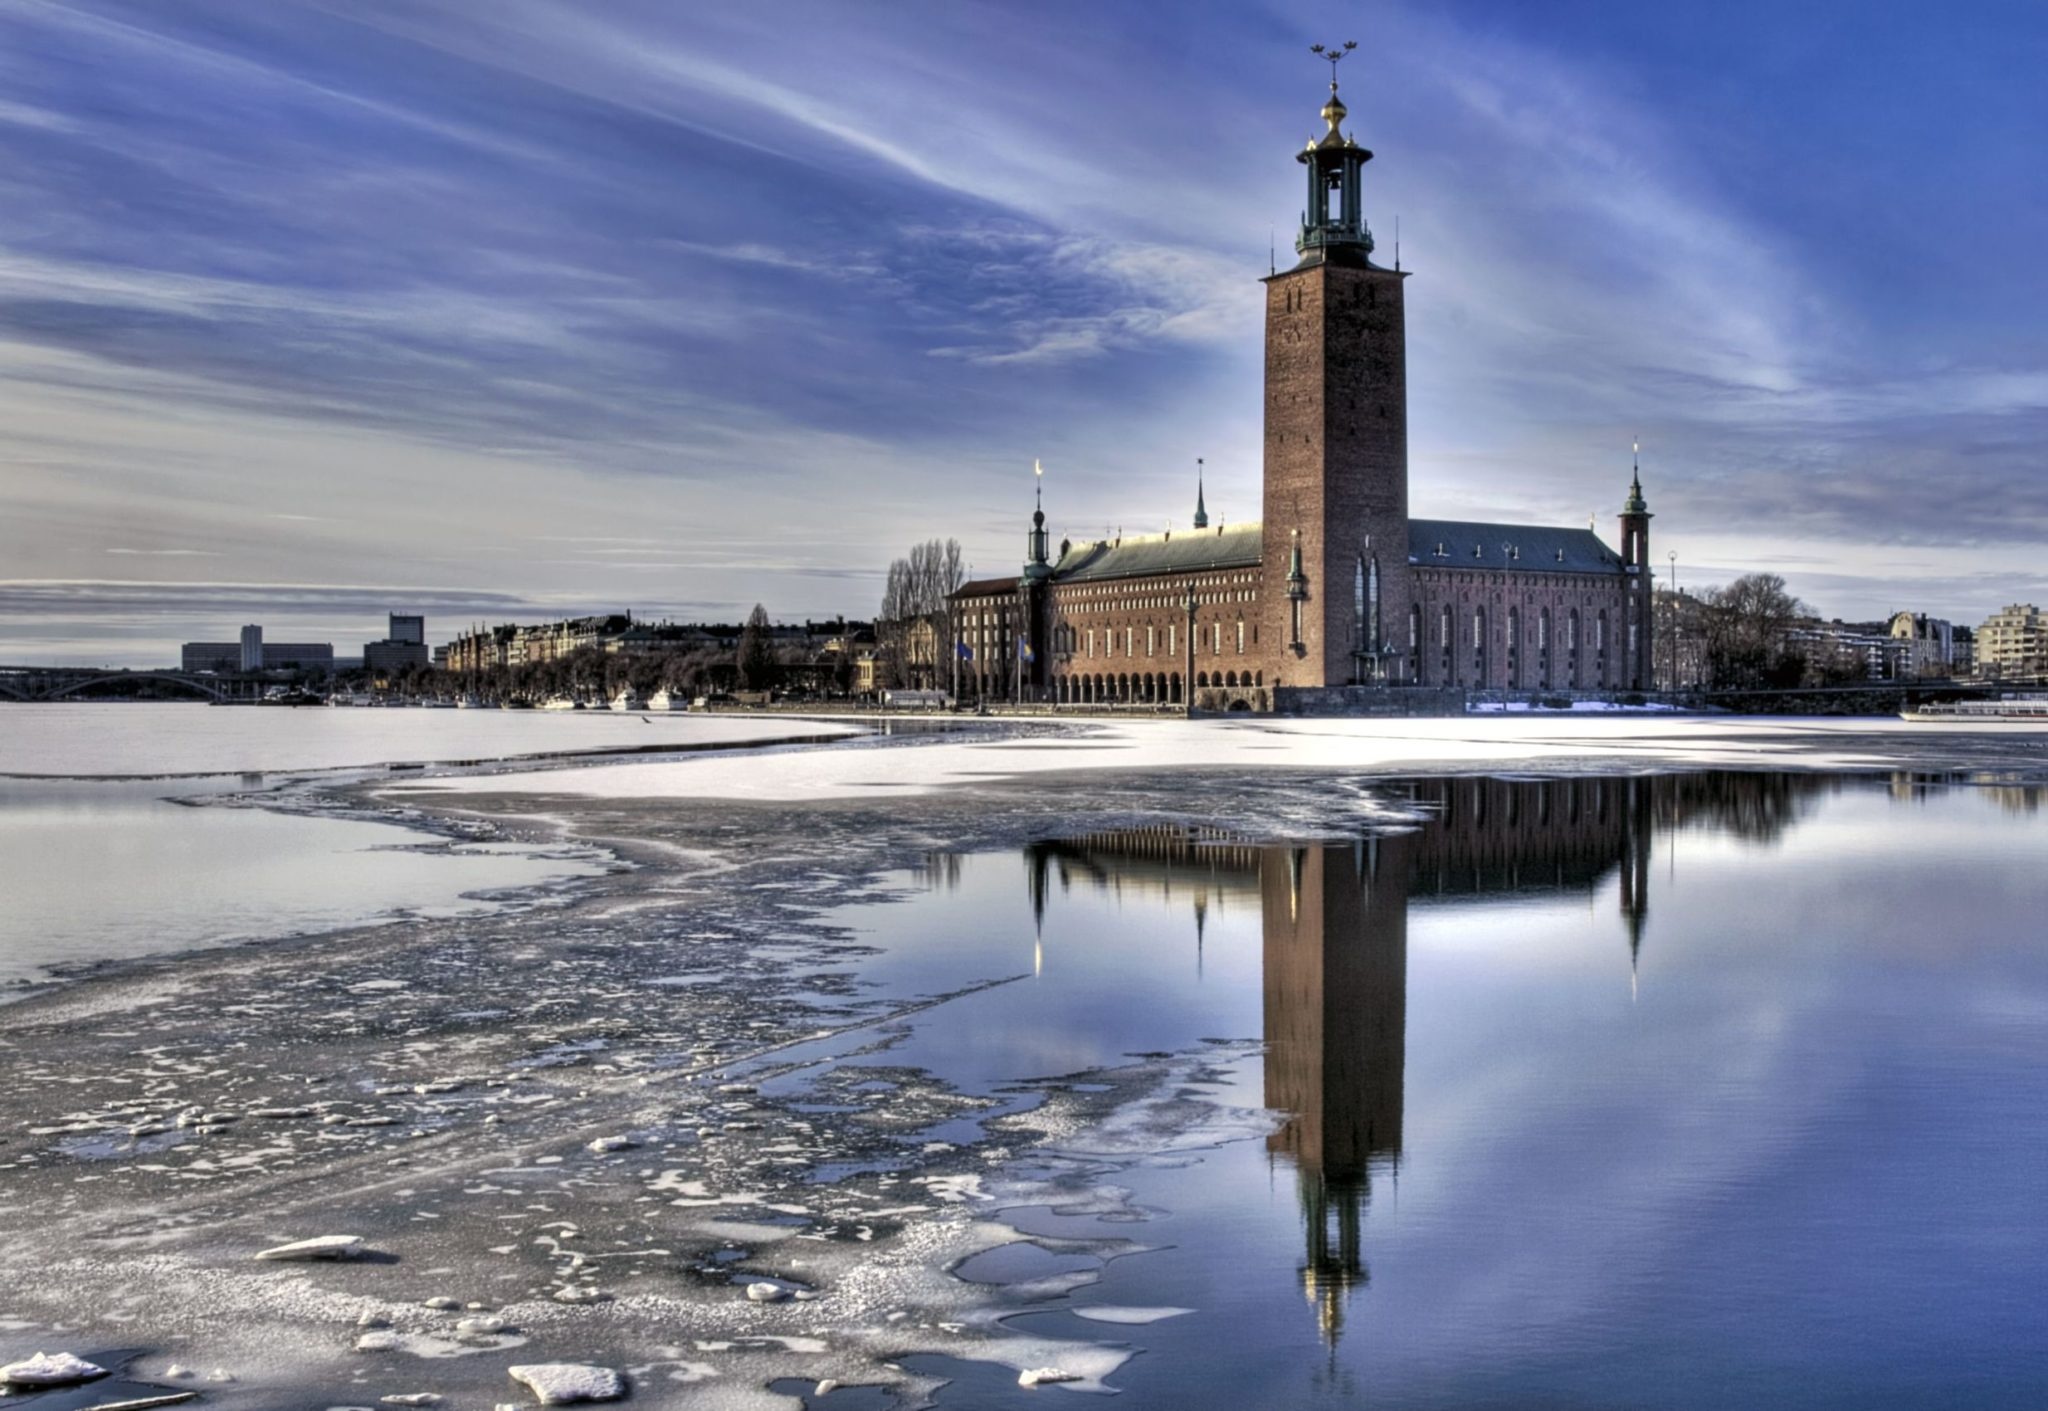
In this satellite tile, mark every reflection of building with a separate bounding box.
[1021,775,1838,1342]
[1261,838,1408,1342]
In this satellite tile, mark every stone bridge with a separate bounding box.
[0,666,265,703]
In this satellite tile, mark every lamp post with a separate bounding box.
[1183,581,1199,718]
[1666,549,1678,691]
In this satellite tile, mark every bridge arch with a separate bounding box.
[41,672,228,703]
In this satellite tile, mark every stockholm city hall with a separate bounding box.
[953,52,1656,711]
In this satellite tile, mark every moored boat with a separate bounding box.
[1900,696,2048,721]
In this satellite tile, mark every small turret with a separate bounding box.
[1023,460,1052,582]
[1619,441,1652,567]
[1193,457,1209,530]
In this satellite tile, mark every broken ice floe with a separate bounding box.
[1071,1304,1194,1325]
[256,1234,366,1261]
[507,1362,625,1403]
[0,1350,108,1386]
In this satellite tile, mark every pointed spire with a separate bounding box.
[1193,457,1209,529]
[1623,439,1650,516]
[1024,459,1052,580]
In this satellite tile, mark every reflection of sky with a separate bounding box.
[814,777,2048,1407]
[1386,788,2048,1404]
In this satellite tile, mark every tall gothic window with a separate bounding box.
[1368,555,1382,653]
[1354,557,1366,652]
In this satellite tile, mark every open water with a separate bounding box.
[801,773,2048,1407]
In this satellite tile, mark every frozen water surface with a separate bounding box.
[3,721,2048,1405]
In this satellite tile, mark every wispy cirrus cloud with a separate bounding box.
[3,0,2046,667]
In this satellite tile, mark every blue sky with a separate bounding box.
[2,0,2046,663]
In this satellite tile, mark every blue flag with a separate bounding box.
[957,642,973,661]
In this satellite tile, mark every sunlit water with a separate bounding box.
[0,700,840,777]
[0,777,611,991]
[0,703,813,989]
[786,774,2048,1407]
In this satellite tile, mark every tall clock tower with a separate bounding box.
[1261,67,1412,689]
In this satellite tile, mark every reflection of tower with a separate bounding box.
[1018,776,1831,1347]
[1619,777,1652,991]
[1262,835,1409,1343]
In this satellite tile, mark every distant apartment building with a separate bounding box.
[1952,624,1976,676]
[1783,620,1897,683]
[180,642,241,673]
[1977,604,2048,679]
[181,626,333,674]
[363,612,431,675]
[445,615,635,672]
[1885,612,1958,679]
[445,624,519,673]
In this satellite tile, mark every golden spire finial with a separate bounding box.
[1310,41,1357,136]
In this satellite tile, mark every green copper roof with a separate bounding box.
[1051,523,1265,584]
[1409,519,1624,574]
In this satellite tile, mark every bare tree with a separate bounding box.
[877,538,966,690]
[1700,572,1809,690]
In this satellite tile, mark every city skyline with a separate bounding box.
[5,2,2048,665]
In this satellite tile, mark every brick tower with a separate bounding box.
[1261,62,1411,689]
[1618,447,1654,690]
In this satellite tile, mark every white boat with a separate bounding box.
[647,688,687,712]
[608,689,641,712]
[457,695,481,709]
[539,696,584,712]
[1901,696,2048,721]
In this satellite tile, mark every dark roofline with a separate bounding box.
[951,576,1018,599]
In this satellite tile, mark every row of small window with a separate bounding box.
[1408,606,1618,652]
[1052,622,1256,658]
[1065,588,1259,612]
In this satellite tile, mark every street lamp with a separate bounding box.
[1183,581,1199,718]
[1665,549,1678,691]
